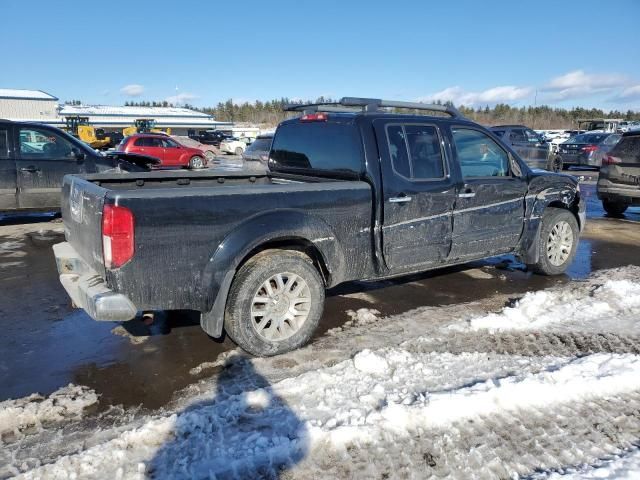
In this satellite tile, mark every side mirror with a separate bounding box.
[73,149,86,162]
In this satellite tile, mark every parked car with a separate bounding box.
[53,97,584,356]
[117,133,207,169]
[490,125,556,171]
[597,130,640,215]
[242,133,273,163]
[220,137,251,155]
[191,130,230,146]
[555,132,621,169]
[0,120,154,213]
[171,135,217,162]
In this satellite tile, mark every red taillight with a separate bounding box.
[300,113,328,122]
[603,155,621,165]
[581,145,599,153]
[102,204,135,269]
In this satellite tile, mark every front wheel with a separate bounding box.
[527,207,579,276]
[188,156,205,169]
[548,156,563,173]
[224,250,325,356]
[602,199,628,216]
[234,146,244,156]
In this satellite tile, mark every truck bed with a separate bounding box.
[61,170,374,314]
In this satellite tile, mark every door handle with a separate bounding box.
[20,166,40,173]
[389,196,412,203]
[458,187,475,198]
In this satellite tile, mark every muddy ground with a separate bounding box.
[0,174,638,411]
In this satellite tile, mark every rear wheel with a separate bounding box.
[527,207,579,276]
[188,156,204,169]
[203,150,215,162]
[602,199,628,216]
[224,250,325,356]
[234,146,244,156]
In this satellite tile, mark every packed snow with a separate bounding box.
[2,266,640,479]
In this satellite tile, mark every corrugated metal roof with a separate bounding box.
[59,104,212,118]
[0,89,58,100]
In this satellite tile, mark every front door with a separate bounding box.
[0,125,17,210]
[375,120,457,272]
[161,137,183,166]
[448,126,527,260]
[16,126,84,209]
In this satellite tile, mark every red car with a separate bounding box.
[117,134,207,169]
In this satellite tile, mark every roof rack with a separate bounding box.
[284,97,463,118]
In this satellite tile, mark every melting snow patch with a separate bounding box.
[462,279,640,332]
[353,349,390,375]
[0,384,98,436]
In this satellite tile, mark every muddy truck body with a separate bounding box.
[54,98,585,356]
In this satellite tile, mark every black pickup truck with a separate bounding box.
[53,98,585,356]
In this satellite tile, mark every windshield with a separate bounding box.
[566,133,608,144]
[246,138,271,153]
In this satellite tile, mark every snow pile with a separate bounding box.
[327,308,381,335]
[0,384,98,436]
[465,279,640,332]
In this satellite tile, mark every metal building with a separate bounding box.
[0,89,59,122]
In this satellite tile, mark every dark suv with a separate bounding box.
[597,130,640,215]
[0,120,151,212]
[491,125,555,171]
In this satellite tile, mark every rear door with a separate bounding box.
[375,120,457,272]
[16,126,84,209]
[448,126,527,260]
[523,128,549,168]
[0,124,17,210]
[132,137,165,164]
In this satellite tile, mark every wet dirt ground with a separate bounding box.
[0,171,638,411]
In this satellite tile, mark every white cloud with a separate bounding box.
[418,85,532,106]
[120,84,145,97]
[613,84,640,101]
[165,92,198,105]
[543,70,629,101]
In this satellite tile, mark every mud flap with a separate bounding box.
[521,222,542,265]
[200,270,235,338]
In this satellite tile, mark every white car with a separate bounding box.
[220,137,253,155]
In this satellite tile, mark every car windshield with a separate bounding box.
[246,138,271,152]
[566,133,608,144]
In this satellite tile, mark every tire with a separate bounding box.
[602,199,628,216]
[189,156,204,169]
[224,250,325,356]
[204,150,215,161]
[548,156,563,173]
[527,207,579,276]
[234,146,244,156]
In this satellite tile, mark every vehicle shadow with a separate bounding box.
[147,356,308,479]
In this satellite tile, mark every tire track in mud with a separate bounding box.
[297,391,640,480]
[405,331,640,358]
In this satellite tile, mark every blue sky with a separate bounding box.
[2,0,639,110]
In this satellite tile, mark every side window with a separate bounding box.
[525,129,541,143]
[0,128,8,158]
[509,129,526,142]
[19,128,74,160]
[151,138,165,148]
[162,138,178,148]
[491,130,505,138]
[134,137,149,147]
[386,124,445,180]
[452,128,510,178]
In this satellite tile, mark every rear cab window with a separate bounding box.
[270,118,363,177]
[386,124,446,180]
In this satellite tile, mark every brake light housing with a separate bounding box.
[300,113,328,122]
[603,155,621,165]
[581,145,599,153]
[102,204,135,269]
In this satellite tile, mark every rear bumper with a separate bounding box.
[597,181,640,203]
[53,242,137,321]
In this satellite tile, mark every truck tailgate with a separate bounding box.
[61,175,108,277]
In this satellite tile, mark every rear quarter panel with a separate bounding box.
[105,181,373,311]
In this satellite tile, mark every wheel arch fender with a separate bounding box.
[199,209,345,337]
[520,184,581,264]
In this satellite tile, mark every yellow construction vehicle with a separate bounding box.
[65,116,112,150]
[122,119,172,137]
